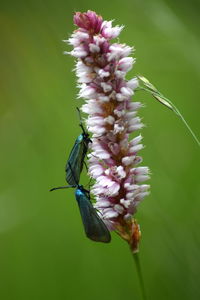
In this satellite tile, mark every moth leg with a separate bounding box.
[83,160,88,172]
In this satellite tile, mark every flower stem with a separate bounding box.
[132,252,147,300]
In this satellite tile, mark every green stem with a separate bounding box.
[166,101,200,147]
[136,86,200,147]
[132,252,147,300]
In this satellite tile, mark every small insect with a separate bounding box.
[50,164,111,243]
[65,107,91,185]
[75,185,111,243]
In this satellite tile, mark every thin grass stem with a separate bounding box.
[136,86,200,147]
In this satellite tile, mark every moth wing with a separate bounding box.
[65,135,85,185]
[76,191,111,243]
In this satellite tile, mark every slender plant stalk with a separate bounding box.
[132,252,147,300]
[136,81,200,147]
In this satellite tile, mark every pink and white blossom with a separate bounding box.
[67,10,150,253]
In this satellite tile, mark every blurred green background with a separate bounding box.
[0,0,200,299]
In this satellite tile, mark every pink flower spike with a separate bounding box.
[67,11,150,253]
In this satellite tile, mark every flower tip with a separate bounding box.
[73,10,103,33]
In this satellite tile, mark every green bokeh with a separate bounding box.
[0,1,199,299]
